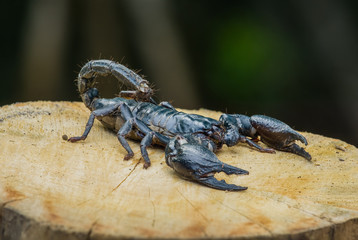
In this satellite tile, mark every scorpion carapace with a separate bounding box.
[68,59,311,191]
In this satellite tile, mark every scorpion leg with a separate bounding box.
[116,119,135,160]
[68,103,122,143]
[67,101,160,167]
[135,119,169,168]
[165,135,248,191]
[238,136,275,153]
[139,132,154,168]
[120,103,169,168]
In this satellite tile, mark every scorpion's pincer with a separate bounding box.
[165,135,248,191]
[250,115,312,160]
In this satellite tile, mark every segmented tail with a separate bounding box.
[77,60,154,107]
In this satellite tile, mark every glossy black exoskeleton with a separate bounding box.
[68,60,311,191]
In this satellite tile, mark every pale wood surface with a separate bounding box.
[0,101,358,240]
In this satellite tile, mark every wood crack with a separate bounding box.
[250,189,353,225]
[208,195,274,237]
[86,220,97,240]
[148,188,156,228]
[111,160,140,193]
[1,198,25,209]
[175,189,209,236]
[0,198,26,237]
[177,189,209,237]
[176,189,209,223]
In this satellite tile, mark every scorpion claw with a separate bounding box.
[250,115,311,160]
[282,143,312,160]
[165,136,248,191]
[221,162,249,175]
[199,177,248,191]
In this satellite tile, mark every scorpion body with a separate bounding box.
[68,59,311,191]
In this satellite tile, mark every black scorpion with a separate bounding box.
[68,59,311,191]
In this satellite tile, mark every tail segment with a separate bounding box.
[77,60,154,108]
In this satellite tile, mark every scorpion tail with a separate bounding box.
[77,60,155,108]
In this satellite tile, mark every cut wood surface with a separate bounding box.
[0,101,358,240]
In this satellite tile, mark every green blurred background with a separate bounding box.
[1,0,358,146]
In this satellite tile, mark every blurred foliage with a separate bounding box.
[207,16,298,104]
[0,0,357,145]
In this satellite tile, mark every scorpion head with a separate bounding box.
[165,135,248,191]
[205,125,225,150]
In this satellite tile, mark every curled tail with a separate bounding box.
[77,59,155,108]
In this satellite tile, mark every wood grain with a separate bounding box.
[0,101,357,240]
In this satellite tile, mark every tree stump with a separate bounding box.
[0,101,357,240]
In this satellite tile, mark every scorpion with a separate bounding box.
[67,59,311,191]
